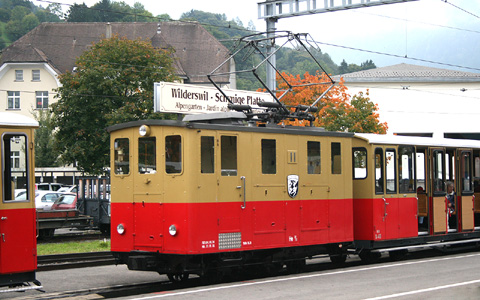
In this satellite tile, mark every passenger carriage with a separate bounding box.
[0,112,41,291]
[352,133,480,261]
[109,112,355,279]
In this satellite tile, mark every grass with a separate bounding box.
[37,239,110,255]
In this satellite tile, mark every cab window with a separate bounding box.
[331,142,341,174]
[139,137,156,174]
[201,136,214,174]
[461,151,473,193]
[2,133,29,201]
[262,139,276,174]
[114,138,129,175]
[165,135,181,174]
[375,148,384,194]
[221,136,237,176]
[308,141,321,174]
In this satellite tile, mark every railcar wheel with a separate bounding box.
[167,273,189,283]
[359,250,381,264]
[286,259,306,274]
[329,254,347,264]
[389,249,408,261]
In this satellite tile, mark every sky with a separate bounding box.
[32,0,480,72]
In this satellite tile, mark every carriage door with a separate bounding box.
[430,148,447,234]
[458,149,474,231]
[0,133,36,274]
[216,134,246,250]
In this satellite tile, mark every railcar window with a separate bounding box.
[416,152,426,192]
[138,137,156,174]
[308,141,321,174]
[353,148,367,179]
[114,138,129,175]
[221,136,237,176]
[433,150,445,193]
[399,146,415,193]
[386,149,397,194]
[201,136,214,174]
[262,139,276,174]
[375,148,384,194]
[2,134,29,201]
[331,142,341,174]
[461,152,473,193]
[165,135,181,174]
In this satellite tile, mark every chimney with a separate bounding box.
[157,23,161,34]
[106,22,112,38]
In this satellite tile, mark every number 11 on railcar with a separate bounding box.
[0,112,42,292]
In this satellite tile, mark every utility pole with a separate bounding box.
[257,0,419,91]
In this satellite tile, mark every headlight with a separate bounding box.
[139,125,150,136]
[169,224,177,236]
[117,223,125,235]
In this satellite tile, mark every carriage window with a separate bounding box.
[262,139,276,174]
[201,136,214,174]
[461,152,473,193]
[399,146,415,193]
[139,137,156,174]
[114,138,129,175]
[221,136,237,176]
[375,148,384,194]
[386,149,397,194]
[353,148,367,179]
[308,141,321,174]
[416,152,426,192]
[433,150,445,193]
[331,142,341,174]
[3,134,29,201]
[165,135,181,174]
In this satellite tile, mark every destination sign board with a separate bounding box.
[154,82,274,114]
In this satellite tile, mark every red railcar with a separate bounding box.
[0,112,42,292]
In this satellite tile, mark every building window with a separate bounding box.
[11,151,20,169]
[32,70,40,81]
[15,70,23,81]
[36,91,49,109]
[7,91,20,109]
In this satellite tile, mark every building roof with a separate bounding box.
[0,22,230,84]
[335,63,480,83]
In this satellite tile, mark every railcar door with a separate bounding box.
[216,133,250,251]
[0,133,36,275]
[430,148,447,234]
[458,149,474,232]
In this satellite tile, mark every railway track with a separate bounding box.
[37,251,116,271]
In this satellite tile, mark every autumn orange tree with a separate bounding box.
[277,71,387,134]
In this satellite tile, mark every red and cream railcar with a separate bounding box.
[352,133,480,261]
[109,112,354,279]
[0,112,41,291]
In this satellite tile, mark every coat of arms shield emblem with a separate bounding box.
[287,175,299,198]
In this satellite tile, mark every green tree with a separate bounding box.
[52,35,178,174]
[0,8,11,22]
[66,3,96,22]
[33,110,59,167]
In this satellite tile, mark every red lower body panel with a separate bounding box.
[111,198,353,255]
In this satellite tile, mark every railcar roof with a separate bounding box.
[355,133,480,149]
[107,116,353,138]
[0,112,38,127]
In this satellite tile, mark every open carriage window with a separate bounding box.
[2,133,29,201]
[353,148,367,179]
[165,135,181,174]
[114,138,129,175]
[138,137,156,174]
[399,146,415,193]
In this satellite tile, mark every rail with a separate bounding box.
[37,251,115,271]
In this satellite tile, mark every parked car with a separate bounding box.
[15,191,66,210]
[51,193,77,210]
[57,185,77,194]
[35,183,65,191]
